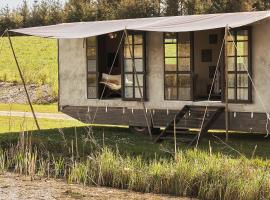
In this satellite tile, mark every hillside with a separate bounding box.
[0,36,58,98]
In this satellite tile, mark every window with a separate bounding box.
[164,32,193,100]
[123,32,146,100]
[201,49,212,62]
[227,28,251,102]
[209,34,218,44]
[86,37,98,99]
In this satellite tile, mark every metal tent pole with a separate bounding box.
[224,25,229,141]
[7,31,41,131]
[124,29,152,139]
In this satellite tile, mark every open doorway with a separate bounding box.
[193,29,224,101]
[98,32,123,99]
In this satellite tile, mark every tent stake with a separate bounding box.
[224,25,229,141]
[124,29,152,139]
[7,31,40,131]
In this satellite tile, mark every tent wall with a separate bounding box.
[59,21,270,114]
[58,38,86,106]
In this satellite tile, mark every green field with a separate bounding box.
[0,116,85,134]
[0,36,58,96]
[0,103,58,113]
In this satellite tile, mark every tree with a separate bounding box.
[19,0,31,27]
[164,0,180,16]
[80,0,97,21]
[117,0,160,19]
[47,0,63,24]
[253,0,270,11]
[0,5,16,32]
[95,0,119,20]
[30,0,49,26]
[63,0,84,22]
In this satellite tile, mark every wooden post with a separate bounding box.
[7,32,40,131]
[224,25,229,141]
[124,29,152,139]
[174,118,177,161]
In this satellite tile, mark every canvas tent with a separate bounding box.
[6,10,270,143]
[10,11,270,38]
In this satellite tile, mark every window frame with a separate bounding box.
[226,27,252,103]
[163,32,194,101]
[86,37,99,99]
[122,31,147,101]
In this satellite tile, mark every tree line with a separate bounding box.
[1,0,270,34]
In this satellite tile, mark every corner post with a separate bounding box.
[7,31,41,131]
[224,25,229,141]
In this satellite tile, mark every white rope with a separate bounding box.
[195,34,226,148]
[227,29,270,137]
[91,31,125,124]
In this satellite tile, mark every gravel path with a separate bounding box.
[0,111,74,120]
[0,82,56,104]
[0,173,193,200]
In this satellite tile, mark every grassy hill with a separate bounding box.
[0,36,58,97]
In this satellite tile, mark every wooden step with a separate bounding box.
[188,105,224,111]
[154,105,224,143]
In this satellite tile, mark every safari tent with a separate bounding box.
[10,11,270,141]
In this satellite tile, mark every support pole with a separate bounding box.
[124,29,152,139]
[173,118,177,161]
[224,25,229,141]
[7,31,40,131]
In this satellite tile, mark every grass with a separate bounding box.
[0,116,85,134]
[0,36,58,97]
[1,125,270,159]
[0,126,270,199]
[0,103,59,113]
[0,112,270,199]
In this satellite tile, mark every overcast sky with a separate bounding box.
[0,0,67,9]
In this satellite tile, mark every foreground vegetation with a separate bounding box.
[0,36,58,97]
[0,126,269,199]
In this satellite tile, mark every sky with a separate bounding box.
[0,0,67,9]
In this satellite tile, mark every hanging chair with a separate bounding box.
[100,73,121,91]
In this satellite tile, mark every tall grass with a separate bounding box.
[0,131,269,200]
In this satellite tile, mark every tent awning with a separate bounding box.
[10,11,270,39]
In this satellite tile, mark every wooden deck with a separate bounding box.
[61,106,269,133]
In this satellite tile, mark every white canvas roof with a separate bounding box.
[10,11,270,39]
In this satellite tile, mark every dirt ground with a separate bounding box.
[0,173,193,200]
[0,82,56,104]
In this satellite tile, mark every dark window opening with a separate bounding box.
[209,34,218,44]
[201,49,212,62]
[98,32,123,99]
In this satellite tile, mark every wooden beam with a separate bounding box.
[7,31,40,131]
